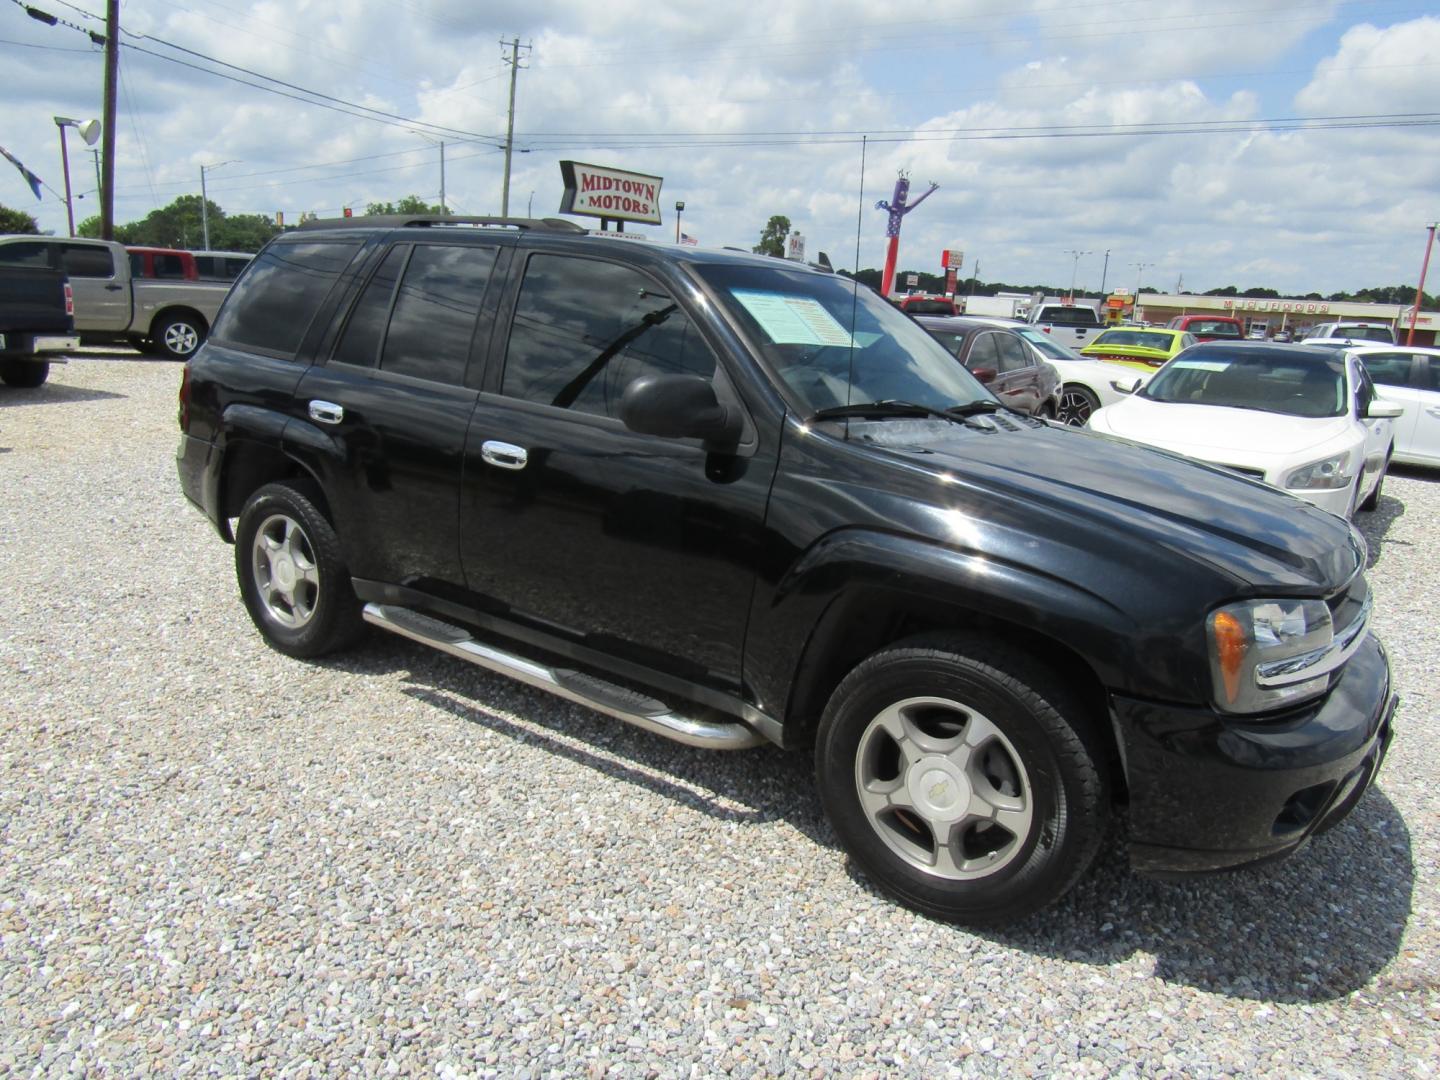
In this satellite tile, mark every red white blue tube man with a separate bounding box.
[876,173,939,299]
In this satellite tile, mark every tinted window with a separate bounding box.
[1360,352,1414,388]
[60,244,113,278]
[128,252,144,276]
[1424,360,1440,390]
[212,240,360,357]
[1039,307,1099,326]
[965,333,1002,372]
[0,241,50,267]
[903,299,955,315]
[156,253,187,279]
[332,246,405,369]
[996,333,1032,372]
[379,244,496,384]
[503,254,717,418]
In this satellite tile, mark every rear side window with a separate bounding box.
[156,253,187,279]
[214,240,361,357]
[332,247,405,369]
[381,244,497,384]
[0,241,50,267]
[1359,353,1413,387]
[60,244,113,278]
[502,253,717,419]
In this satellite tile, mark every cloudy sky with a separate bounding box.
[3,0,1438,295]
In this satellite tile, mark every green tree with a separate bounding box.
[365,195,445,216]
[753,214,791,257]
[213,213,279,252]
[0,203,40,234]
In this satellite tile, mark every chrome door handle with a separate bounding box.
[1427,406,1440,417]
[481,440,528,470]
[309,400,344,425]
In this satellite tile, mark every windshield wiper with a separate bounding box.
[944,401,1002,417]
[810,400,963,423]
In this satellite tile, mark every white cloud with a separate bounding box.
[0,0,1434,294]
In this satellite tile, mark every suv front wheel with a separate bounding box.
[816,634,1107,925]
[234,481,364,658]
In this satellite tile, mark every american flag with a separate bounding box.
[680,232,698,246]
[0,145,43,201]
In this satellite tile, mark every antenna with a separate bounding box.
[846,135,868,412]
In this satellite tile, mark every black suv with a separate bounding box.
[178,216,1396,925]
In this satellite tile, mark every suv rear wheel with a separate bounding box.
[234,481,364,658]
[815,634,1107,925]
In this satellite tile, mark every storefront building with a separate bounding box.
[1132,293,1437,346]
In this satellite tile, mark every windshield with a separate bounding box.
[1141,350,1346,418]
[1014,327,1079,361]
[694,263,990,414]
[1092,329,1175,350]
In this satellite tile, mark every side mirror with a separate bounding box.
[1366,400,1404,419]
[970,366,998,384]
[1109,377,1143,395]
[620,373,742,445]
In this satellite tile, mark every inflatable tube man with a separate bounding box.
[876,173,939,299]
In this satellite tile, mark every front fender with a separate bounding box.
[744,527,1202,743]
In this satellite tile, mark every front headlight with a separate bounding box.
[1283,452,1351,490]
[1207,599,1333,713]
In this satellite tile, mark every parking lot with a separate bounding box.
[1,356,1436,1076]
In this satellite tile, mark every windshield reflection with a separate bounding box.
[694,263,990,415]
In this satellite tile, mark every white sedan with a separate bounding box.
[1348,346,1440,467]
[1086,342,1402,518]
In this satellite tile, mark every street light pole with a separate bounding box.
[1130,261,1154,322]
[53,117,100,237]
[199,160,239,251]
[1408,223,1437,347]
[675,200,685,244]
[1066,249,1092,301]
[1099,249,1111,295]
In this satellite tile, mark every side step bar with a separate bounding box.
[362,603,765,750]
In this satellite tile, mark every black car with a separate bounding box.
[915,315,1059,417]
[177,216,1396,925]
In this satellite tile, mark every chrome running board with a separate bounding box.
[362,603,764,750]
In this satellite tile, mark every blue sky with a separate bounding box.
[2,0,1438,295]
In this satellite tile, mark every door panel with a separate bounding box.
[59,243,130,332]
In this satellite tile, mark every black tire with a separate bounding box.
[0,359,49,388]
[1056,384,1100,427]
[152,312,206,361]
[234,481,364,658]
[815,634,1108,925]
[1359,448,1391,513]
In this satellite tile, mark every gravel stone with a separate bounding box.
[0,355,1436,1076]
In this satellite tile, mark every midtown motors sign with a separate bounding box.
[559,161,664,226]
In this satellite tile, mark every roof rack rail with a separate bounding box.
[297,214,587,233]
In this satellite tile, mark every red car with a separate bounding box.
[1165,314,1245,342]
[897,294,958,316]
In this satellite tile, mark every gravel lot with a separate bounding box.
[1,357,1436,1077]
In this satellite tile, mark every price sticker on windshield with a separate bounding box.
[731,290,854,347]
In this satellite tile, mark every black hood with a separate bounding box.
[850,416,1362,593]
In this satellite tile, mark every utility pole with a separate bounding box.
[1408,223,1437,346]
[100,0,119,239]
[439,141,446,214]
[1099,249,1111,295]
[1129,261,1153,323]
[499,37,530,218]
[1065,249,1092,301]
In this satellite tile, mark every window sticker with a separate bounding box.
[730,289,855,347]
[1169,359,1229,372]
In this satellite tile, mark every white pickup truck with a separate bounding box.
[0,236,231,360]
[1027,303,1105,350]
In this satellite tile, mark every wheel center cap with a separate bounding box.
[907,756,972,823]
[274,556,296,590]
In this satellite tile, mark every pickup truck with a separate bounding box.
[178,216,1396,926]
[1027,303,1103,349]
[0,236,230,360]
[0,264,78,387]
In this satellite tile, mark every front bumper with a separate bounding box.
[1287,483,1352,516]
[1114,632,1395,876]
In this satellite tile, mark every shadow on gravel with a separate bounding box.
[980,787,1413,1004]
[0,381,127,408]
[1355,490,1404,569]
[314,636,831,843]
[320,635,1412,1006]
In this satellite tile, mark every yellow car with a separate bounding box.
[1081,328,1196,371]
